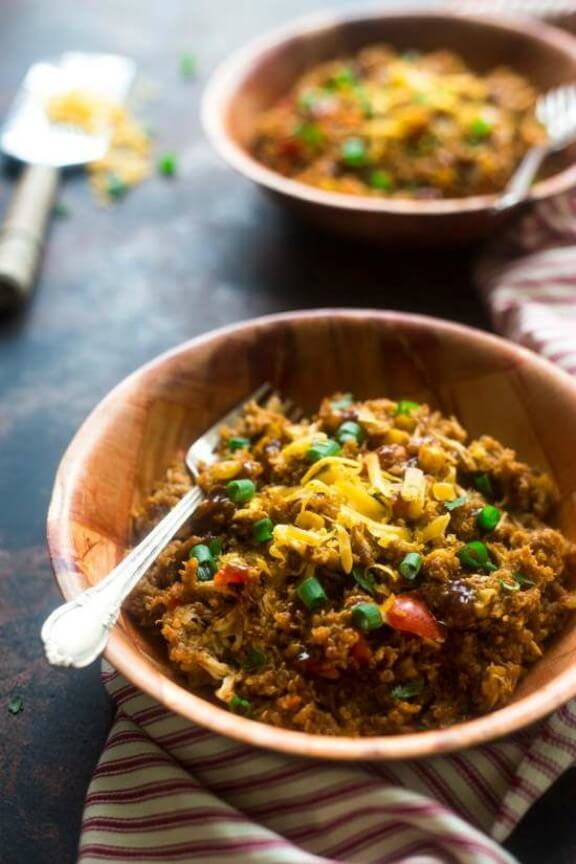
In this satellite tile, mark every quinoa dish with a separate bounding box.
[127,394,576,736]
[252,46,545,200]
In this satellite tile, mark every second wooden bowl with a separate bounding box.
[202,8,576,245]
[47,310,576,760]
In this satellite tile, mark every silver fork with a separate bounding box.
[41,382,298,668]
[495,84,576,213]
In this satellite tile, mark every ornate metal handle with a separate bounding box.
[41,487,203,668]
[493,145,549,213]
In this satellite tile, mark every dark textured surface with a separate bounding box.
[0,2,574,863]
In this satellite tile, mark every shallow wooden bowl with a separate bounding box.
[47,310,576,760]
[202,8,576,245]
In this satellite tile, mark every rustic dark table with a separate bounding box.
[0,1,575,862]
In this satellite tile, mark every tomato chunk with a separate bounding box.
[351,634,372,665]
[214,562,250,589]
[385,594,445,642]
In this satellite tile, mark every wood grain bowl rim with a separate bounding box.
[202,6,576,216]
[47,309,576,760]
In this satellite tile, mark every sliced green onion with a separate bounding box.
[369,169,393,191]
[296,576,327,610]
[190,543,216,580]
[469,116,492,140]
[352,567,377,597]
[336,421,363,445]
[106,172,128,200]
[351,602,383,632]
[294,122,323,147]
[458,541,497,572]
[473,472,494,499]
[341,137,368,167]
[208,537,222,557]
[330,393,353,411]
[158,153,177,176]
[394,400,420,416]
[228,436,250,451]
[229,694,252,715]
[329,66,356,88]
[399,552,423,582]
[253,517,274,543]
[243,648,267,671]
[445,495,468,512]
[226,478,256,504]
[180,52,197,78]
[197,563,213,582]
[306,439,341,463]
[499,578,520,593]
[477,505,502,533]
[390,680,424,700]
[513,572,536,588]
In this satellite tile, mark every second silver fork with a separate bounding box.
[41,382,293,668]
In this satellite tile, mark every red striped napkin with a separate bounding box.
[79,4,576,862]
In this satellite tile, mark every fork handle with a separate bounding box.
[493,145,549,213]
[0,163,59,309]
[41,486,203,668]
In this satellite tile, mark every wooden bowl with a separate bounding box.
[47,310,576,760]
[202,8,576,245]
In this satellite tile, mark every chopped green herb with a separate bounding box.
[499,578,520,593]
[226,478,256,504]
[7,694,23,715]
[469,116,492,141]
[473,472,494,499]
[106,172,128,200]
[53,202,70,219]
[445,495,468,512]
[513,572,536,588]
[243,647,267,671]
[229,694,252,715]
[341,137,368,167]
[458,540,497,573]
[158,153,178,177]
[477,505,502,533]
[352,567,377,597]
[306,439,341,463]
[369,170,393,191]
[399,552,423,582]
[329,66,357,89]
[330,393,353,411]
[208,537,223,557]
[351,602,383,632]
[336,420,363,445]
[296,576,327,611]
[390,680,424,700]
[294,122,323,148]
[180,52,197,79]
[228,436,250,451]
[394,400,420,416]
[253,517,274,543]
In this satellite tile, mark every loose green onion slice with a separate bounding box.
[476,505,502,533]
[351,602,383,632]
[513,572,536,588]
[394,400,420,416]
[228,436,250,451]
[390,680,424,700]
[106,172,128,200]
[197,563,214,582]
[329,66,356,88]
[190,544,216,580]
[341,137,368,167]
[180,52,197,79]
[158,153,177,176]
[336,421,363,445]
[469,116,492,140]
[229,694,252,715]
[330,393,353,411]
[226,478,256,504]
[294,122,323,147]
[473,472,494,499]
[445,495,468,512]
[352,567,377,597]
[369,170,393,191]
[399,552,423,582]
[208,537,222,557]
[243,647,267,670]
[253,517,274,543]
[306,439,341,463]
[458,541,497,572]
[296,576,327,610]
[499,578,520,593]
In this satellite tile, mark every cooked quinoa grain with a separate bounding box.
[127,394,576,736]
